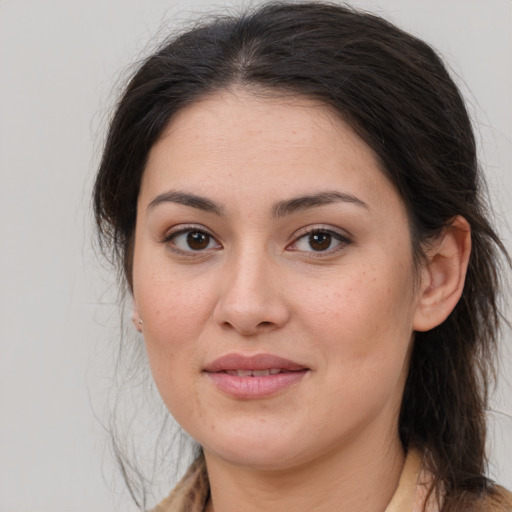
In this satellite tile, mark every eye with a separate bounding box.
[165,227,221,254]
[288,228,351,254]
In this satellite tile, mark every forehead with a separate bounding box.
[140,89,401,217]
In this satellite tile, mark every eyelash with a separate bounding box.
[161,224,352,257]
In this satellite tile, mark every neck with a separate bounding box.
[203,428,405,512]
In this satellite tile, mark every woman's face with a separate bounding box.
[132,90,424,470]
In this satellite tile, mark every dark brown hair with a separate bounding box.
[93,2,510,510]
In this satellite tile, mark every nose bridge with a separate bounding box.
[214,241,288,334]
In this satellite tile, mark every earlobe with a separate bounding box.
[131,303,143,333]
[413,216,471,332]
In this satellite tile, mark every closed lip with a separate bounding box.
[203,353,308,373]
[203,352,309,399]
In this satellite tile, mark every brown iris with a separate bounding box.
[187,231,210,250]
[309,232,332,251]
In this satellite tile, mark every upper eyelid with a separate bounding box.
[290,224,352,241]
[162,224,217,241]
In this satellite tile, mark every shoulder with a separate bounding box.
[481,485,512,512]
[448,484,512,512]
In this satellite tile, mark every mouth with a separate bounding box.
[203,353,309,399]
[224,368,289,376]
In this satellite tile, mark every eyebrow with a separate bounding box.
[146,190,368,217]
[272,191,369,217]
[147,191,223,215]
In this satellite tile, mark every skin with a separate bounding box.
[131,90,470,512]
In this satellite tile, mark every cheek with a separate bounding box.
[133,267,214,380]
[139,282,207,340]
[135,279,211,426]
[306,269,413,336]
[298,259,417,380]
[309,272,415,419]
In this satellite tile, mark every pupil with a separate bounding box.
[187,232,209,250]
[309,232,331,251]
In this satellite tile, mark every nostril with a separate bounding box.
[213,294,290,334]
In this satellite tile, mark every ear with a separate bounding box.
[131,302,143,333]
[413,216,471,332]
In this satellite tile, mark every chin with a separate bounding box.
[199,426,310,471]
[209,444,306,471]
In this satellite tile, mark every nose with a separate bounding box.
[213,249,290,336]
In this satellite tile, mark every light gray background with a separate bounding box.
[1,1,511,511]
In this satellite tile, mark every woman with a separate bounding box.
[93,2,512,511]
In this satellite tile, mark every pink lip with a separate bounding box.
[204,353,307,372]
[203,353,309,399]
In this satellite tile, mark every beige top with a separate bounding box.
[153,449,512,512]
